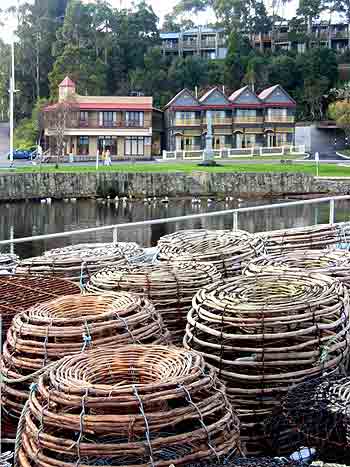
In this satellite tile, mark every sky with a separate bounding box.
[0,0,299,43]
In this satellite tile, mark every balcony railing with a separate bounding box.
[201,40,216,48]
[182,41,198,49]
[265,116,294,123]
[275,33,289,42]
[68,119,151,129]
[163,41,179,49]
[233,116,263,123]
[174,119,201,126]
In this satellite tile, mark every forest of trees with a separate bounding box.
[1,0,350,147]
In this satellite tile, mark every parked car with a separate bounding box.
[7,149,35,160]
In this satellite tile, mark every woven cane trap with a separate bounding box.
[245,249,350,288]
[16,242,143,282]
[18,345,241,467]
[86,261,221,343]
[259,224,342,254]
[184,272,350,455]
[0,275,80,348]
[157,229,265,277]
[1,293,169,432]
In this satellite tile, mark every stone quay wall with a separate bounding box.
[0,171,349,201]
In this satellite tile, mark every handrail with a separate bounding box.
[0,195,350,247]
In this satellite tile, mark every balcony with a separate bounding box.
[265,116,295,123]
[277,33,289,42]
[75,119,150,129]
[201,39,216,49]
[182,40,198,49]
[174,119,201,126]
[163,41,179,50]
[202,117,232,125]
[233,116,263,124]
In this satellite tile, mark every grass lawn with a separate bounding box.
[2,161,350,177]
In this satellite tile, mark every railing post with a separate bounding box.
[113,227,118,243]
[329,199,335,224]
[233,211,239,231]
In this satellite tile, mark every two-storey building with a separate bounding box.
[44,77,163,159]
[252,20,350,53]
[163,84,296,151]
[160,27,227,60]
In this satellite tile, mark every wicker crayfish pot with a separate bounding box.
[157,229,265,278]
[184,272,350,455]
[1,293,169,436]
[0,275,80,349]
[16,242,143,283]
[245,249,350,289]
[86,261,221,344]
[259,224,343,254]
[17,345,241,467]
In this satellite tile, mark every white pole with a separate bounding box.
[9,40,15,164]
[315,151,319,177]
[96,149,99,170]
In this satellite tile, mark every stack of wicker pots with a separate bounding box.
[16,242,143,282]
[158,229,265,277]
[86,261,221,343]
[184,272,350,455]
[1,293,169,435]
[17,345,241,467]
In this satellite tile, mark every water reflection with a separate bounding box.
[1,198,350,258]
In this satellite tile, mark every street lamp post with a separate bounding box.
[9,40,15,165]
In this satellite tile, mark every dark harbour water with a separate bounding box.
[1,197,350,258]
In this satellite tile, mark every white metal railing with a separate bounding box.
[162,145,306,160]
[0,195,349,250]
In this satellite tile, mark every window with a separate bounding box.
[100,112,116,127]
[125,137,145,156]
[80,111,89,125]
[267,108,287,119]
[245,134,256,148]
[276,133,287,146]
[236,109,257,119]
[126,111,144,127]
[234,133,255,149]
[176,111,196,122]
[78,136,89,155]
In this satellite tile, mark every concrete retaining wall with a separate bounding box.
[0,171,349,201]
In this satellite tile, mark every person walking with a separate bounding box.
[105,148,112,166]
[102,148,106,165]
[69,144,75,163]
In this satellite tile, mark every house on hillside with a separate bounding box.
[43,77,163,160]
[160,27,227,60]
[163,84,296,151]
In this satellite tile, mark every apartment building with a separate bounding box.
[252,20,350,53]
[44,77,163,159]
[163,85,296,151]
[160,27,227,59]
